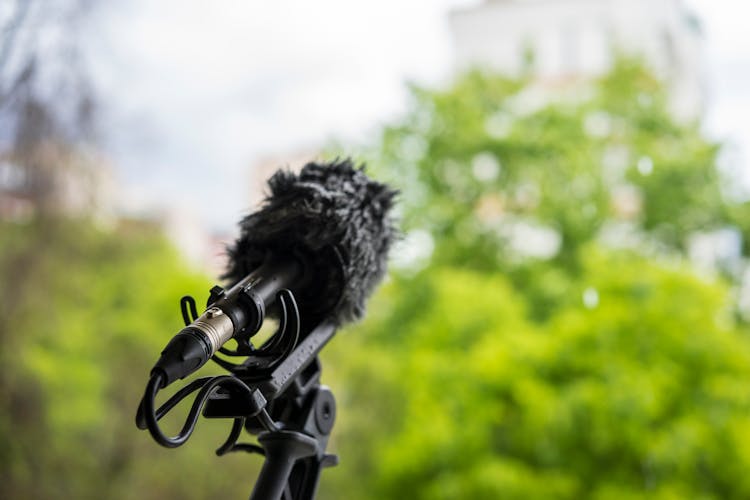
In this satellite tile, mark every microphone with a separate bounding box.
[150,159,397,387]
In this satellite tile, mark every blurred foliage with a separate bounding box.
[0,218,265,499]
[358,58,749,322]
[371,58,730,266]
[322,249,750,499]
[317,57,750,499]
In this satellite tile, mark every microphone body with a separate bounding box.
[152,255,303,386]
[149,159,397,387]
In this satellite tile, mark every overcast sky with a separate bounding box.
[87,0,750,232]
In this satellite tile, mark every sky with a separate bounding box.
[88,0,474,232]
[685,0,750,197]
[86,0,750,233]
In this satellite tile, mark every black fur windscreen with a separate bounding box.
[224,159,398,326]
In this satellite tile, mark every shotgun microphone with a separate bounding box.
[150,159,397,387]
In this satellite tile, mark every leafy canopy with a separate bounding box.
[319,57,750,499]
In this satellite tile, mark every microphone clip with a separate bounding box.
[139,285,339,500]
[181,285,300,368]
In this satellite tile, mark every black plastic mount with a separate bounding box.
[141,283,339,500]
[202,321,339,500]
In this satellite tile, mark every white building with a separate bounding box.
[449,0,704,119]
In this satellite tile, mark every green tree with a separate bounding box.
[319,58,750,499]
[0,218,265,499]
[352,57,740,320]
[324,250,750,499]
[373,58,728,262]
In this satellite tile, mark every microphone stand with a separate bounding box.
[137,291,340,500]
[206,322,340,500]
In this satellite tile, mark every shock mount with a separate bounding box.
[136,287,339,500]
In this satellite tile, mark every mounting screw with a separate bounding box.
[314,388,336,435]
[206,307,223,318]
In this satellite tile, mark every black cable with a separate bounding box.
[136,291,294,449]
[136,376,210,430]
[180,295,199,325]
[154,376,215,420]
[216,417,245,456]
[139,372,259,448]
